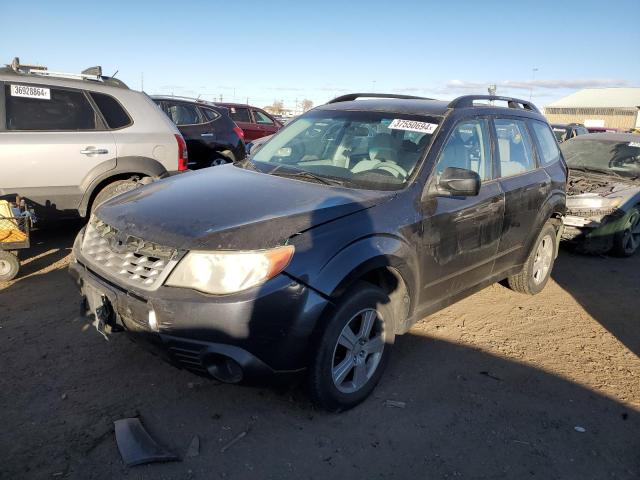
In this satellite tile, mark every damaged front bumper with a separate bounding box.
[68,256,329,385]
[561,208,628,252]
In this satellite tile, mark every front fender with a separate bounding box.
[311,234,419,307]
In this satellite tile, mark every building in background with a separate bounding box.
[544,88,640,130]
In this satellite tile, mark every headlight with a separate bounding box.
[165,245,294,295]
[567,194,622,210]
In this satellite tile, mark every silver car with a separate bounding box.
[0,58,187,217]
[561,133,640,256]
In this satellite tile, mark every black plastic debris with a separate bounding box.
[114,418,179,467]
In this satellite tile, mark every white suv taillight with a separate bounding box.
[175,134,188,171]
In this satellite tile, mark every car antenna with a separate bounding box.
[110,70,119,79]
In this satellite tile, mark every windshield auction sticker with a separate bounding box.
[10,84,50,100]
[388,119,438,134]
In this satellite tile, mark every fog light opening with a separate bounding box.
[148,309,159,332]
[206,355,243,384]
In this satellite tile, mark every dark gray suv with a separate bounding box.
[70,93,567,411]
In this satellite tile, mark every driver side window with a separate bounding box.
[436,119,492,181]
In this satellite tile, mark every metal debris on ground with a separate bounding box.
[186,435,200,457]
[384,400,406,408]
[114,417,180,467]
[220,430,248,453]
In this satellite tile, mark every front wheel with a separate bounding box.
[308,283,395,412]
[507,222,557,295]
[91,179,140,213]
[612,208,640,257]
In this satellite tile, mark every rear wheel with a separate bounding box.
[612,208,640,257]
[210,157,229,167]
[309,283,395,412]
[0,251,20,281]
[91,179,140,213]
[507,222,557,295]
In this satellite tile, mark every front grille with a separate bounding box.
[81,218,178,290]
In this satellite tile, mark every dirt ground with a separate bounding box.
[1,223,638,479]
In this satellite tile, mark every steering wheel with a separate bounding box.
[372,162,408,179]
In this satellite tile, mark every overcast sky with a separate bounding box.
[2,0,638,109]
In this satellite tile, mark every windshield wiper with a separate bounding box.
[274,169,344,186]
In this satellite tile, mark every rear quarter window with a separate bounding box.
[89,92,132,129]
[531,121,562,166]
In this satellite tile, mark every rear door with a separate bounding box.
[0,82,116,212]
[492,117,551,274]
[420,117,505,305]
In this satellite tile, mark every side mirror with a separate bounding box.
[436,167,481,197]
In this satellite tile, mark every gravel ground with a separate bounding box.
[1,223,638,479]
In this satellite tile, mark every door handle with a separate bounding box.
[200,133,214,137]
[80,148,109,155]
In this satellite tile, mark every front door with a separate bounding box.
[420,118,505,307]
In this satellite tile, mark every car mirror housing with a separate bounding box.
[436,167,481,197]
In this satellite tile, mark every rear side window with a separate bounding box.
[201,108,220,122]
[494,118,536,177]
[89,92,131,129]
[228,107,251,123]
[530,121,561,165]
[5,85,97,131]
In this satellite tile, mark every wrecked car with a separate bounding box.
[69,93,566,411]
[561,133,640,255]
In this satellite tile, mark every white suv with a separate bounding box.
[0,58,188,217]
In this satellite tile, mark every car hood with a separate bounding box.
[567,170,640,209]
[95,165,393,250]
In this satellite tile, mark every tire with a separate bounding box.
[507,222,557,295]
[612,208,640,257]
[210,157,229,167]
[91,180,140,213]
[308,282,395,412]
[0,251,20,281]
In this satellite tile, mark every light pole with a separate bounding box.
[529,67,539,101]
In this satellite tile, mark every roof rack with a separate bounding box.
[448,95,540,113]
[328,93,434,104]
[4,57,128,89]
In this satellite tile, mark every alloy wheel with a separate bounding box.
[532,234,554,285]
[331,308,385,394]
[621,211,640,255]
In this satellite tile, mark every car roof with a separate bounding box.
[571,132,640,142]
[217,102,257,108]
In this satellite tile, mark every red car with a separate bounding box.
[217,103,283,141]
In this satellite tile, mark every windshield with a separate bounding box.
[247,110,440,190]
[561,138,640,179]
